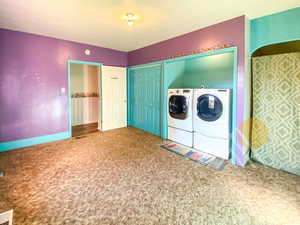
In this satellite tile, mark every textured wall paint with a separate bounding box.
[0,28,127,143]
[128,16,246,166]
[251,7,300,54]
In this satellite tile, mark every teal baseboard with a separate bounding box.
[0,131,71,152]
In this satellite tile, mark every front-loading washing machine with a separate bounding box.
[193,89,231,159]
[168,89,193,147]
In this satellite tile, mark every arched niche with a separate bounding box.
[252,40,300,57]
[249,39,300,175]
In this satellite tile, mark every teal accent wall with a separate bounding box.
[251,7,300,54]
[165,53,234,89]
[182,53,234,88]
[165,61,186,89]
[0,131,70,152]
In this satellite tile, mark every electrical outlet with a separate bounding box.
[0,210,13,225]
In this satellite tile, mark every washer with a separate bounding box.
[168,89,193,147]
[193,89,231,159]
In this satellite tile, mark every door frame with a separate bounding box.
[127,62,164,137]
[67,59,103,136]
[101,65,128,131]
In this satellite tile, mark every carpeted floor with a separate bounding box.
[0,127,299,225]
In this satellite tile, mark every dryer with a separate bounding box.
[168,89,193,147]
[193,89,231,159]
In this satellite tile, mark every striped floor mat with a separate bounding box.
[161,142,227,171]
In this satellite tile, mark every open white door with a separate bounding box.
[101,66,127,131]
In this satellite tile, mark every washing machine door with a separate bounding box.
[169,95,188,120]
[197,94,223,122]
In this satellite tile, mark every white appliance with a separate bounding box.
[168,89,193,147]
[193,89,231,159]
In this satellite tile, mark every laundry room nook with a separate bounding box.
[162,48,237,162]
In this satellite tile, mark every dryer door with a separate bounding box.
[197,94,223,122]
[169,95,188,120]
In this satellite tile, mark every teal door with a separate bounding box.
[129,65,161,136]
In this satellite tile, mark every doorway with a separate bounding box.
[69,61,101,137]
[68,60,128,137]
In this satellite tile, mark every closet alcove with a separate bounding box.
[250,40,300,175]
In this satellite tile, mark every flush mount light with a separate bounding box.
[124,12,137,26]
[85,49,91,55]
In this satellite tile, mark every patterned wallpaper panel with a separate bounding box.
[252,52,300,175]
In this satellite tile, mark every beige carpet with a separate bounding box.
[0,127,299,225]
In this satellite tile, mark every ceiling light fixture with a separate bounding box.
[124,12,137,26]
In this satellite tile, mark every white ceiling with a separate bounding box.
[0,0,299,51]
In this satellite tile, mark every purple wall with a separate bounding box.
[128,16,245,66]
[128,16,246,166]
[0,28,127,142]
